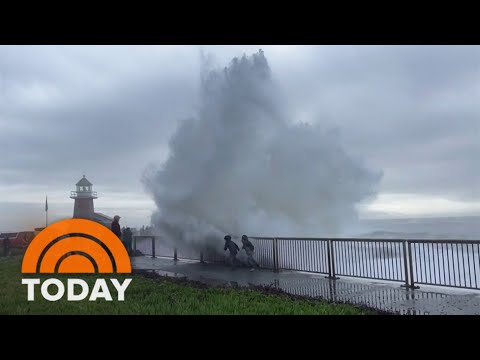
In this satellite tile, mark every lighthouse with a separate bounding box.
[70,175,114,227]
[70,175,97,220]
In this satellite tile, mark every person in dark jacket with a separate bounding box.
[2,236,11,257]
[111,215,122,239]
[241,235,259,271]
[123,227,133,255]
[224,235,240,269]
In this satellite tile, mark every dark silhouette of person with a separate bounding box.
[224,235,240,269]
[111,215,122,239]
[123,227,133,255]
[241,235,259,271]
[3,236,11,257]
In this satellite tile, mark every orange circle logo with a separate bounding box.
[22,219,131,274]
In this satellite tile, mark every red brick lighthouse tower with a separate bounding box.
[70,175,97,220]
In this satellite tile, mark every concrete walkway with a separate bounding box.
[132,256,480,315]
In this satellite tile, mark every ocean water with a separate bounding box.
[358,216,480,240]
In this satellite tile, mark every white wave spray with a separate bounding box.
[143,50,382,251]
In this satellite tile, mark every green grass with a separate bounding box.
[0,256,375,315]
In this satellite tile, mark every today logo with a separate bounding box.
[21,219,132,302]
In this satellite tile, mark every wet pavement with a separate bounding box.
[132,256,480,315]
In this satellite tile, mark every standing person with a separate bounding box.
[111,215,122,239]
[2,236,11,257]
[241,235,259,271]
[123,227,133,255]
[223,235,240,269]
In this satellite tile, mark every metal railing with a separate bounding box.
[249,237,276,270]
[332,239,407,284]
[275,238,330,275]
[409,240,480,290]
[132,235,480,291]
[70,190,97,198]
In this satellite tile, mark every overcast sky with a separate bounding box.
[1,45,480,230]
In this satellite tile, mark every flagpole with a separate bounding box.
[45,195,48,228]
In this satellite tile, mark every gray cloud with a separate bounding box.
[0,46,198,190]
[278,45,480,201]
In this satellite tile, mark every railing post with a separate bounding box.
[174,247,178,262]
[200,251,205,264]
[401,240,409,288]
[401,240,419,289]
[133,236,137,254]
[330,240,339,279]
[275,238,280,272]
[151,236,155,258]
[273,238,279,273]
[326,239,332,278]
[326,239,339,280]
[407,241,419,289]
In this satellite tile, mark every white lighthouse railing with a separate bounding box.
[70,191,97,198]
